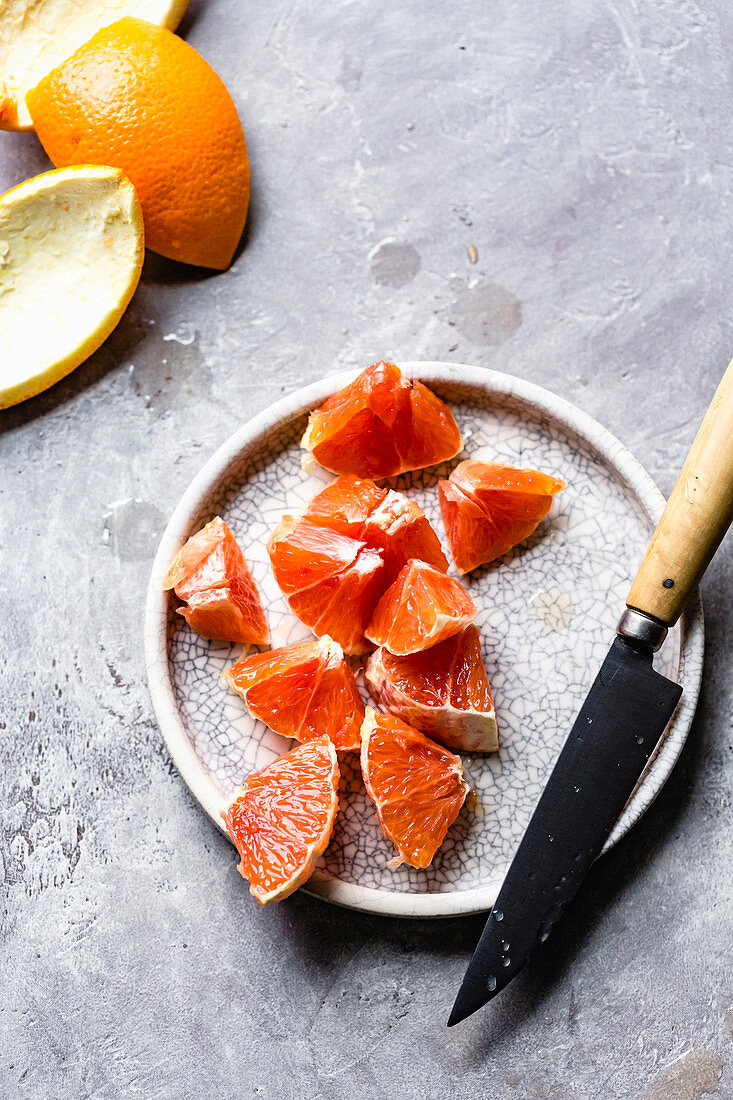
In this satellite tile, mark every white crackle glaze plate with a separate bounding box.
[144,364,704,918]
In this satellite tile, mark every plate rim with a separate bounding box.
[144,362,705,918]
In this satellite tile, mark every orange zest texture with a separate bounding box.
[26,17,249,269]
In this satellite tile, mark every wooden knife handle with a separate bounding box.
[626,359,733,625]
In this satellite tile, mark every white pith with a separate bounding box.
[0,0,188,130]
[0,166,144,408]
[365,648,499,753]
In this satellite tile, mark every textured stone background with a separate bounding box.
[1,1,732,1097]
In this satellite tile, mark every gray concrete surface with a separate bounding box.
[1,1,732,1097]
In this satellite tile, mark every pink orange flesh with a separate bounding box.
[366,558,476,655]
[301,361,462,479]
[439,461,565,574]
[360,709,468,869]
[365,625,498,752]
[221,736,339,905]
[163,516,269,644]
[224,635,364,751]
[304,474,448,581]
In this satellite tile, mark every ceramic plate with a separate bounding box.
[144,363,704,917]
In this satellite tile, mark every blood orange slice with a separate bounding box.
[221,736,339,904]
[439,461,565,574]
[304,474,448,581]
[360,708,468,869]
[366,559,476,655]
[163,516,269,644]
[268,515,362,593]
[224,635,364,751]
[268,516,387,653]
[301,361,462,479]
[304,474,386,536]
[362,490,448,580]
[288,548,387,654]
[365,626,498,752]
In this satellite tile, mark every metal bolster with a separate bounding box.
[616,607,669,652]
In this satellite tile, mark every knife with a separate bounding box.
[448,359,733,1027]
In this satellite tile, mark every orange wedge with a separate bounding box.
[164,516,269,645]
[366,559,476,655]
[365,626,498,752]
[302,361,462,479]
[304,474,448,581]
[222,737,339,904]
[267,516,387,654]
[224,635,364,752]
[304,474,386,535]
[360,709,468,869]
[439,461,565,573]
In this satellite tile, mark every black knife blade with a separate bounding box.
[448,635,681,1027]
[449,358,733,1026]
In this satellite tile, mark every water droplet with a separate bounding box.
[548,835,555,843]
[502,956,511,967]
[586,716,593,725]
[501,941,510,951]
[540,932,550,943]
[493,909,504,922]
[636,735,644,744]
[486,974,497,991]
[573,785,580,793]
